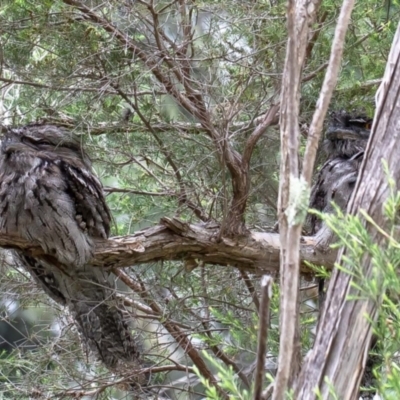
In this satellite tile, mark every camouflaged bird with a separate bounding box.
[308,111,375,398]
[308,111,372,250]
[0,124,142,373]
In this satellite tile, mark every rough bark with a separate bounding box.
[295,22,400,400]
[0,217,334,274]
[275,0,324,396]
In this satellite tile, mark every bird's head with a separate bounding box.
[323,111,372,158]
[1,124,91,166]
[326,111,372,140]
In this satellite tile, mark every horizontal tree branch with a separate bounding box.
[1,217,335,274]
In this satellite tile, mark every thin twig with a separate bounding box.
[239,270,261,313]
[112,83,209,221]
[199,266,252,388]
[242,104,280,169]
[111,267,228,399]
[104,187,173,197]
[302,62,329,83]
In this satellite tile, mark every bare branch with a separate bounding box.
[0,218,334,274]
[239,270,261,313]
[302,62,329,83]
[242,104,280,169]
[302,0,356,185]
[104,187,173,197]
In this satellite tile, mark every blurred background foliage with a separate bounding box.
[0,0,397,398]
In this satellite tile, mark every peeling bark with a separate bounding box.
[0,217,334,274]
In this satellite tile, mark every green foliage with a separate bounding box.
[194,351,251,400]
[312,163,400,398]
[0,0,397,398]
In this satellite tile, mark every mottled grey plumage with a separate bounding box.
[322,111,371,158]
[308,111,372,249]
[0,124,140,371]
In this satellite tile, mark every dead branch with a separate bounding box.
[0,217,334,274]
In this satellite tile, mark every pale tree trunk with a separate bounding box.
[275,0,353,397]
[295,22,400,400]
[275,1,322,395]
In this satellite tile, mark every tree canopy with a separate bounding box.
[0,1,398,399]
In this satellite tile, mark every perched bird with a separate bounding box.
[0,124,142,375]
[307,111,372,310]
[308,111,372,249]
[309,111,376,399]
